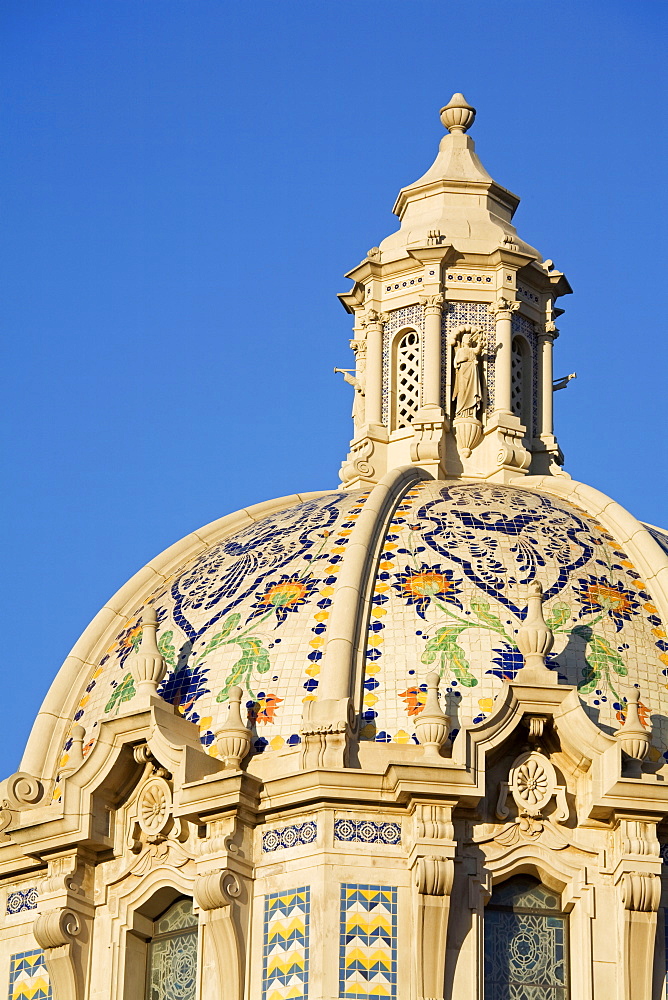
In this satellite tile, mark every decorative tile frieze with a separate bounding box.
[334,818,401,846]
[262,887,310,1000]
[6,888,38,915]
[8,950,51,1000]
[340,884,397,999]
[262,820,317,853]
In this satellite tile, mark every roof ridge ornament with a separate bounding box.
[439,92,476,134]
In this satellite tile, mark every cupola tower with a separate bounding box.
[338,94,572,488]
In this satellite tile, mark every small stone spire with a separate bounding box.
[515,582,557,685]
[614,687,650,777]
[127,607,167,701]
[215,685,252,769]
[440,93,476,134]
[414,672,450,758]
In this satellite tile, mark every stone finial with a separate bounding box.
[515,582,557,685]
[615,687,650,777]
[440,93,476,134]
[127,607,167,700]
[414,672,450,758]
[216,686,252,769]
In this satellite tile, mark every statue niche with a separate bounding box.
[450,326,484,457]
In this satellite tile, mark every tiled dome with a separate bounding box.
[52,479,668,785]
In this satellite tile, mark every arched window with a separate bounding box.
[511,337,532,430]
[484,876,568,1000]
[394,329,421,430]
[146,898,198,1000]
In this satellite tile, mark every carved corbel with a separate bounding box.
[412,856,453,1000]
[619,871,661,1000]
[34,907,89,1000]
[194,870,245,1000]
[300,697,355,769]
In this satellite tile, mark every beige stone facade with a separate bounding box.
[2,95,668,1000]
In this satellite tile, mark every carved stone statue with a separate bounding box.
[452,328,483,418]
[335,341,366,427]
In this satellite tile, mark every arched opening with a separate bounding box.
[511,336,533,431]
[146,897,198,1000]
[484,875,568,1000]
[124,891,198,1000]
[393,328,421,431]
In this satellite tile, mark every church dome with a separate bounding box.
[32,472,668,794]
[6,95,668,1000]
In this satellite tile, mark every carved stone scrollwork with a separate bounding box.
[414,856,453,897]
[194,869,241,911]
[195,869,245,1000]
[419,293,444,315]
[34,906,87,1000]
[2,771,44,810]
[415,804,454,842]
[301,697,355,769]
[339,437,376,486]
[618,870,661,1000]
[621,872,661,913]
[34,907,81,949]
[412,855,453,1000]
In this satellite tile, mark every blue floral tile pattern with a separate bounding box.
[8,950,51,999]
[262,887,310,1000]
[339,884,397,999]
[361,481,668,759]
[262,821,317,853]
[334,819,401,846]
[6,888,38,915]
[56,491,370,793]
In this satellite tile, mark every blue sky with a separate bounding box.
[1,1,666,773]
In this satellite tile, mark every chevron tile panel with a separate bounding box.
[7,950,51,1000]
[262,886,310,1000]
[339,884,397,999]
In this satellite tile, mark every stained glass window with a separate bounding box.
[146,898,198,1000]
[484,876,568,1000]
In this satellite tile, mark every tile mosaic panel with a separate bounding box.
[361,481,668,760]
[6,888,38,915]
[441,302,497,415]
[262,821,317,853]
[8,950,51,1000]
[334,819,401,846]
[56,491,371,793]
[339,884,397,999]
[262,886,310,1000]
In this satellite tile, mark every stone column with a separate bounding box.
[419,293,444,409]
[487,297,519,414]
[363,309,387,429]
[537,322,558,438]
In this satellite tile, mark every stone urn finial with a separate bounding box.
[515,582,556,685]
[216,686,252,769]
[414,672,450,758]
[127,607,167,700]
[614,687,650,777]
[440,93,476,134]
